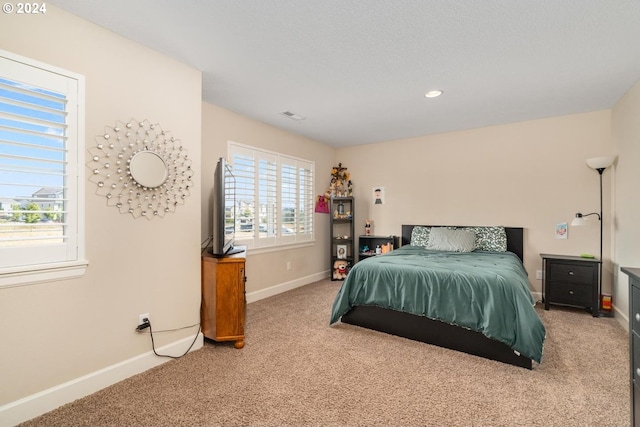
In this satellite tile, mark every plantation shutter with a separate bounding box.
[298,159,314,241]
[0,54,81,270]
[228,142,314,250]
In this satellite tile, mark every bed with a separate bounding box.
[329,225,546,369]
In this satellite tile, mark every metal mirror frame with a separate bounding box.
[87,119,193,219]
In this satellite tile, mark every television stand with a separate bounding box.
[201,247,247,348]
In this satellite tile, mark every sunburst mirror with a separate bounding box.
[87,119,194,219]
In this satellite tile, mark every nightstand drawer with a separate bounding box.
[548,262,594,285]
[634,285,640,332]
[634,331,640,382]
[548,281,592,307]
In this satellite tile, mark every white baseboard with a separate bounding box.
[1,272,331,427]
[246,270,330,303]
[532,291,542,303]
[614,304,628,331]
[0,333,203,427]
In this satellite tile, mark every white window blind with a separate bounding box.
[280,156,313,244]
[0,51,85,278]
[228,142,314,249]
[297,159,314,241]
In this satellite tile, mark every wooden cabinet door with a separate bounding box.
[214,261,244,340]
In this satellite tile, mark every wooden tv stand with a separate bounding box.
[201,247,246,348]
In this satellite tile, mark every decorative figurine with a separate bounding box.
[329,163,351,197]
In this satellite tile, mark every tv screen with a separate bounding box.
[211,157,243,256]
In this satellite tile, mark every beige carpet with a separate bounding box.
[19,279,629,427]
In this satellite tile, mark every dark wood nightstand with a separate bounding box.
[541,254,601,317]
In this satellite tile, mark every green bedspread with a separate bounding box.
[330,246,546,363]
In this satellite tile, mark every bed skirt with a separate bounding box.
[341,305,533,369]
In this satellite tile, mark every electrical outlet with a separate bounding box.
[286,261,292,271]
[536,270,542,280]
[138,313,149,326]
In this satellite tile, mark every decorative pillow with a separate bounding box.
[426,227,476,253]
[410,226,431,247]
[464,226,507,252]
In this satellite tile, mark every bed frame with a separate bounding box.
[340,225,533,369]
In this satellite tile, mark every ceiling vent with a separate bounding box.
[280,111,305,121]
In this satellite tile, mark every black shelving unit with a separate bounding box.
[330,197,354,281]
[358,235,399,261]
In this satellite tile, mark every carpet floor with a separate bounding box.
[19,279,629,427]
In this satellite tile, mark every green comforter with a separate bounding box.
[330,246,546,363]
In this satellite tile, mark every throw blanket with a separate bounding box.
[330,246,546,363]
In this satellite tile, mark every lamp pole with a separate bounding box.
[581,156,615,316]
[596,167,604,314]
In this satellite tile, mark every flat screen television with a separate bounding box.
[210,157,243,256]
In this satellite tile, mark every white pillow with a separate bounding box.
[426,227,476,253]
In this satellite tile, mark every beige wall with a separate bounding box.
[0,5,202,406]
[612,78,640,322]
[337,111,614,298]
[201,102,335,294]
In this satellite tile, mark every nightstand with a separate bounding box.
[541,254,601,317]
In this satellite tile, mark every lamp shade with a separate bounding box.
[586,156,616,170]
[571,215,587,226]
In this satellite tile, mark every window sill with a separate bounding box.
[241,240,315,256]
[0,260,89,289]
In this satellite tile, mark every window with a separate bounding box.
[228,142,314,250]
[0,50,86,287]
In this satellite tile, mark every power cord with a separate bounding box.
[139,248,208,359]
[137,322,200,333]
[138,318,202,359]
[201,235,213,254]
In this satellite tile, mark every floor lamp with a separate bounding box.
[570,156,616,316]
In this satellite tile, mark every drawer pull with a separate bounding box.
[569,290,574,295]
[636,313,640,322]
[568,271,574,276]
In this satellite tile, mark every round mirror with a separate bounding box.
[129,150,168,188]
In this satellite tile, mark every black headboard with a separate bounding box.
[401,225,524,262]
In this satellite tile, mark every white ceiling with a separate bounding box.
[50,0,640,147]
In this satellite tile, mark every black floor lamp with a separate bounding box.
[570,156,616,315]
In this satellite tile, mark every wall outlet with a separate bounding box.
[138,313,149,326]
[535,270,543,280]
[286,261,292,271]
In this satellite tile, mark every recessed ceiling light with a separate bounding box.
[425,90,443,98]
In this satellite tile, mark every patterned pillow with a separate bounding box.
[426,227,476,253]
[464,226,507,252]
[410,226,430,247]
